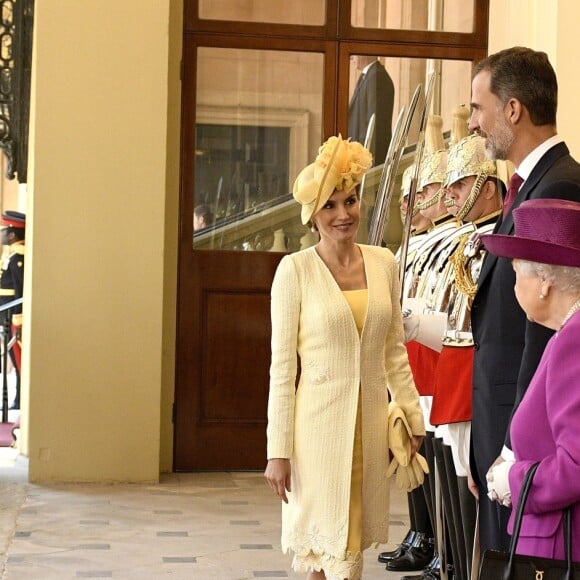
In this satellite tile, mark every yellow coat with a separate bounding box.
[267,244,425,561]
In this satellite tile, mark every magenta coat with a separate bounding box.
[508,310,580,560]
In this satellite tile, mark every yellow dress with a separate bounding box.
[342,290,367,565]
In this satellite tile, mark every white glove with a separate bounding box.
[403,311,420,343]
[464,230,481,257]
[487,460,514,507]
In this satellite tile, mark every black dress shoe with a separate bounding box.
[386,534,434,572]
[400,554,440,580]
[377,529,416,563]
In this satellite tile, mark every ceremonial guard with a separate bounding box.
[383,116,456,579]
[396,163,432,296]
[0,211,26,410]
[425,133,504,580]
[399,163,431,257]
[406,121,455,301]
[379,164,436,573]
[397,108,482,580]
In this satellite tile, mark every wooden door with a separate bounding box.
[174,0,489,471]
[174,250,283,470]
[173,31,336,470]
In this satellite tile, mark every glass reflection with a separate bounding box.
[348,55,395,167]
[193,51,472,254]
[199,0,325,26]
[350,56,472,249]
[193,48,323,252]
[351,0,474,34]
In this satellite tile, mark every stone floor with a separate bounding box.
[0,447,414,579]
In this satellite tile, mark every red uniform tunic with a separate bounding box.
[430,345,473,425]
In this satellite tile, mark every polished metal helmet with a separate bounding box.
[419,149,448,191]
[444,134,497,220]
[444,133,496,188]
[399,163,415,202]
[415,150,447,211]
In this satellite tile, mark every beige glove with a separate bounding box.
[386,402,429,492]
[387,401,412,466]
[387,452,429,492]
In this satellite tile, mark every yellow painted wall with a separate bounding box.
[554,1,580,157]
[24,0,181,481]
[161,0,183,474]
[489,0,580,156]
[18,0,578,482]
[0,156,22,211]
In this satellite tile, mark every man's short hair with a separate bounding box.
[473,46,557,127]
[194,204,214,224]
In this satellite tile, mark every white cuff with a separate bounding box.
[501,445,515,462]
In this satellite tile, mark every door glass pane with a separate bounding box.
[352,0,474,33]
[193,47,324,251]
[347,56,473,250]
[199,0,325,26]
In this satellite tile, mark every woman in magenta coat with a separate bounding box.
[481,198,580,560]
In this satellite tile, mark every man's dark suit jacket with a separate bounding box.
[470,141,580,552]
[348,61,394,166]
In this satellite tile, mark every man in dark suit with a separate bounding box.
[348,55,394,166]
[467,46,580,554]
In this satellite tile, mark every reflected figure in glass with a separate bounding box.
[348,55,395,166]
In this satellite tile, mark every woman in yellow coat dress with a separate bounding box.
[265,136,425,579]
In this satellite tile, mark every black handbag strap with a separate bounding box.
[504,462,572,580]
[564,509,572,577]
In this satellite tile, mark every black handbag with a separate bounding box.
[479,462,580,579]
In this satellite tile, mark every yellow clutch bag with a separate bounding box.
[386,401,429,492]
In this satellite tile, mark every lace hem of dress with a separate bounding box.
[292,549,363,580]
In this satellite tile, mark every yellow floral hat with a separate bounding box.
[292,135,373,225]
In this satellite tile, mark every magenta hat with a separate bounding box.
[481,198,580,267]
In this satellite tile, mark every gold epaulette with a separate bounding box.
[450,234,478,299]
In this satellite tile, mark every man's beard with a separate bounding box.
[484,119,514,161]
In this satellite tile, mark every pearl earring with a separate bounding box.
[539,293,545,300]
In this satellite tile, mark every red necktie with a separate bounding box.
[503,173,524,217]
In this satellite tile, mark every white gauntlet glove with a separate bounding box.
[403,310,420,343]
[486,460,514,507]
[401,299,447,352]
